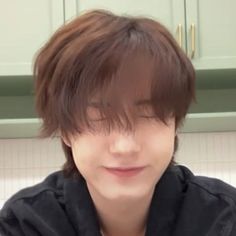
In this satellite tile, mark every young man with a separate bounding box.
[0,10,236,236]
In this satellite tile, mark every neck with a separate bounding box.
[87,184,155,236]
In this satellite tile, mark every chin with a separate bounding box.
[102,184,154,201]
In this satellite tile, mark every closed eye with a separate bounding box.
[91,116,158,120]
[139,115,159,120]
[89,115,160,123]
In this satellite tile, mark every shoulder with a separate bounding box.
[171,165,236,235]
[175,164,236,204]
[1,170,64,216]
[0,171,77,236]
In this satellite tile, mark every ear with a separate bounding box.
[63,139,71,147]
[60,134,72,147]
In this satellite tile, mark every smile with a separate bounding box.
[104,166,145,177]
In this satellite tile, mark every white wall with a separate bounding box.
[175,132,236,184]
[0,131,236,208]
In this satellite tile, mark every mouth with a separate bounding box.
[104,166,146,178]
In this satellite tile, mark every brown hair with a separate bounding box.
[34,10,196,177]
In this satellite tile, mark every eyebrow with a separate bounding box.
[88,100,151,108]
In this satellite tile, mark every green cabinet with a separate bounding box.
[0,0,236,138]
[66,0,236,70]
[1,0,235,75]
[186,0,236,69]
[0,0,64,76]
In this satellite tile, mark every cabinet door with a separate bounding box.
[0,0,64,76]
[67,0,185,50]
[186,0,236,69]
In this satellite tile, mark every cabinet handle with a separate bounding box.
[190,23,195,59]
[177,24,183,48]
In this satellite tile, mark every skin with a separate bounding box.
[64,104,176,236]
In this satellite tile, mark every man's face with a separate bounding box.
[67,104,176,201]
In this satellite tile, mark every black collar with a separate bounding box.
[63,165,185,236]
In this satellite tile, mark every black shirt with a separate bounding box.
[0,164,236,236]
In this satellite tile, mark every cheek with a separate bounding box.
[71,143,90,168]
[70,135,105,173]
[142,125,175,160]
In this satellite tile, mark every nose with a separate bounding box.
[109,132,141,155]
